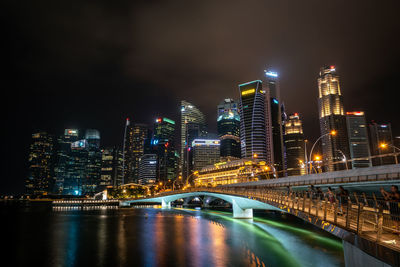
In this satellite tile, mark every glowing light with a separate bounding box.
[273,98,279,104]
[346,111,364,116]
[163,118,175,125]
[380,143,388,149]
[330,130,337,136]
[265,71,278,77]
[241,89,255,96]
[253,153,258,158]
[314,155,321,161]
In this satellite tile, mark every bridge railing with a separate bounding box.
[187,187,400,251]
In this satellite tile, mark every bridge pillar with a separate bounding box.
[232,199,253,219]
[161,199,171,209]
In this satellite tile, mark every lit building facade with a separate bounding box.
[194,159,271,187]
[153,117,178,182]
[239,80,268,160]
[180,100,207,179]
[263,70,286,176]
[369,122,395,166]
[346,112,372,168]
[192,139,220,171]
[26,132,55,194]
[284,113,306,176]
[138,154,157,185]
[124,123,150,183]
[317,66,349,171]
[83,129,102,194]
[217,99,241,159]
[54,129,79,194]
[101,147,123,188]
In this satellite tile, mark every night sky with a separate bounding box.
[3,1,400,194]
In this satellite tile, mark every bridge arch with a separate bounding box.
[121,191,283,218]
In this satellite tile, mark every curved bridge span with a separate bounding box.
[121,191,282,218]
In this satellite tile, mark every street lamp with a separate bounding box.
[309,130,337,174]
[380,143,399,164]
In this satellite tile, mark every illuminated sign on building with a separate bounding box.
[346,111,364,116]
[71,139,87,149]
[241,89,255,96]
[265,71,278,77]
[192,139,220,146]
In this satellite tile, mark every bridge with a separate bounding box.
[121,164,400,266]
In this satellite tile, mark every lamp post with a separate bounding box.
[304,140,308,175]
[380,143,399,164]
[309,130,337,173]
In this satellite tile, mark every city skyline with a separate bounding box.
[4,1,400,194]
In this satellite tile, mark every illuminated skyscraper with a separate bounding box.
[369,122,395,166]
[263,70,286,176]
[124,123,150,183]
[239,80,267,160]
[83,129,101,194]
[217,99,240,159]
[101,147,123,187]
[346,112,371,168]
[180,100,207,178]
[318,66,349,171]
[153,117,178,182]
[26,132,55,194]
[192,139,220,171]
[138,154,157,185]
[284,113,306,176]
[54,129,79,194]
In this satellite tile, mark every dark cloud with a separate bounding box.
[3,0,400,193]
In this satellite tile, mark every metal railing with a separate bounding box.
[182,187,400,251]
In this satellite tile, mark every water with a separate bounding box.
[2,205,344,267]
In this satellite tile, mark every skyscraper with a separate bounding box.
[369,122,395,166]
[318,66,349,171]
[101,147,123,188]
[26,132,55,194]
[124,123,150,183]
[180,100,206,178]
[54,129,79,194]
[346,112,371,168]
[263,70,286,176]
[217,99,241,159]
[192,139,220,171]
[138,154,157,185]
[284,113,306,176]
[83,129,102,194]
[153,117,178,182]
[239,80,268,160]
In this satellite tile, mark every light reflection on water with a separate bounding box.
[3,206,344,267]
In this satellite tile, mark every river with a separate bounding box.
[2,205,344,266]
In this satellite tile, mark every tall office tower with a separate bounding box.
[124,123,150,183]
[346,112,372,168]
[192,139,220,171]
[318,66,349,171]
[263,70,286,177]
[284,114,306,176]
[154,117,178,182]
[54,129,79,194]
[83,129,101,194]
[180,100,207,178]
[64,138,88,195]
[101,147,123,188]
[369,122,395,166]
[138,154,157,185]
[26,132,55,194]
[217,99,241,159]
[239,80,268,160]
